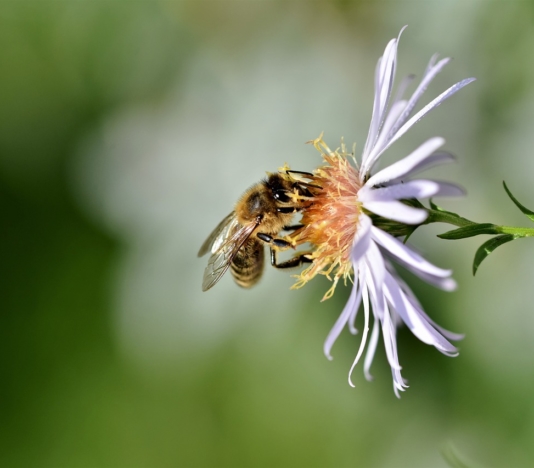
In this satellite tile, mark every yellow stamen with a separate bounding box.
[289,134,362,300]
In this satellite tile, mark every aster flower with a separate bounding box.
[288,28,475,396]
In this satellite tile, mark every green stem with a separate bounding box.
[499,226,534,238]
[425,208,534,239]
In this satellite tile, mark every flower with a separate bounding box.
[287,28,474,396]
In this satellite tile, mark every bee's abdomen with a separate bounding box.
[231,240,264,288]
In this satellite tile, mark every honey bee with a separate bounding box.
[198,170,320,291]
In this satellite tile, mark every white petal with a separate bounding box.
[371,226,452,278]
[385,77,476,152]
[348,305,359,335]
[363,315,380,381]
[424,53,440,75]
[392,74,415,105]
[426,181,465,197]
[362,200,428,224]
[377,41,397,113]
[384,271,459,355]
[364,56,453,170]
[386,57,451,142]
[362,45,395,163]
[348,280,371,388]
[392,367,408,398]
[364,259,407,394]
[364,241,386,302]
[388,152,457,184]
[361,180,463,203]
[398,281,464,341]
[348,266,366,334]
[323,280,362,360]
[369,99,407,161]
[351,214,372,264]
[408,267,457,291]
[379,302,402,371]
[365,137,445,187]
[385,248,457,291]
[361,28,406,170]
[409,301,464,343]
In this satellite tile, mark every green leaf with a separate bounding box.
[402,198,425,209]
[438,223,500,240]
[429,199,440,210]
[473,234,515,275]
[403,226,418,244]
[429,199,459,217]
[503,181,534,223]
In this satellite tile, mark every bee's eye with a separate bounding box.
[274,190,290,203]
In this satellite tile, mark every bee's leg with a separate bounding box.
[257,233,292,249]
[285,171,322,190]
[257,233,311,268]
[282,224,304,232]
[297,181,322,191]
[286,170,314,178]
[276,207,301,214]
[270,247,313,269]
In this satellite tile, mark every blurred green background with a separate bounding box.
[2,1,534,467]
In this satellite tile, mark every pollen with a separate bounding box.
[289,134,362,301]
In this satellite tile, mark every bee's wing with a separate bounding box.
[198,212,238,257]
[202,218,260,292]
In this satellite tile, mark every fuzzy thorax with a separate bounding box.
[289,135,362,300]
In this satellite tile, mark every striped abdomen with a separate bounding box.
[231,239,265,288]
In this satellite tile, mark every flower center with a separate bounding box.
[288,136,362,300]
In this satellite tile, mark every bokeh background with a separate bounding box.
[2,1,534,466]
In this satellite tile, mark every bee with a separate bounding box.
[198,169,320,291]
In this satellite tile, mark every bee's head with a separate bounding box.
[266,172,294,204]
